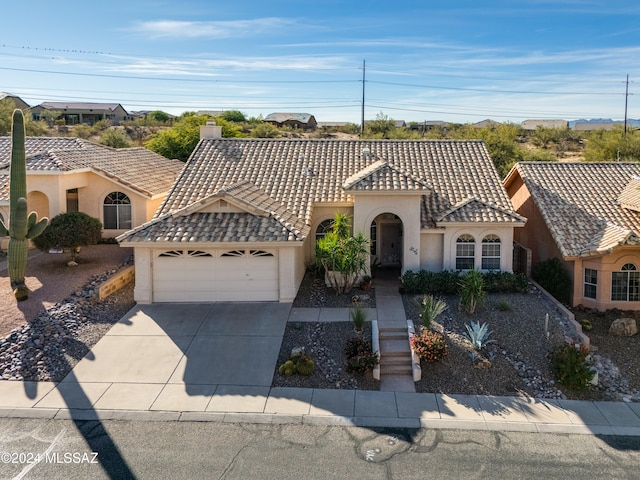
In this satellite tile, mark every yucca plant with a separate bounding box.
[350,301,367,332]
[416,294,447,330]
[463,321,496,350]
[459,269,486,314]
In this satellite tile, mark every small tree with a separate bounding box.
[315,213,369,294]
[32,212,102,263]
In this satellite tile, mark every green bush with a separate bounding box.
[350,302,367,332]
[32,212,102,259]
[410,330,448,362]
[532,257,571,304]
[459,270,486,314]
[401,269,527,295]
[550,344,595,390]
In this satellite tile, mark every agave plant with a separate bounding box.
[463,321,496,350]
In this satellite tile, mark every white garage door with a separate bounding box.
[152,249,279,302]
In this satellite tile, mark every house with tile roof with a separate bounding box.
[0,137,185,243]
[504,162,640,311]
[264,113,317,130]
[117,126,525,304]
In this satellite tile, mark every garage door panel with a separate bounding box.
[152,249,278,302]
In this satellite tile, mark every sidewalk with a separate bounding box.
[1,381,640,436]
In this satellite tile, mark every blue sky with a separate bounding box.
[1,1,639,124]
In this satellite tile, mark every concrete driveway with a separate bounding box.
[56,302,290,409]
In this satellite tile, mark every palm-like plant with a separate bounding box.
[459,269,486,314]
[315,213,369,294]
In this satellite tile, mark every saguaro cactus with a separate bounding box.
[0,110,48,300]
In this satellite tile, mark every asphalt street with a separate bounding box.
[1,419,639,479]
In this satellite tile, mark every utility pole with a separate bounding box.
[624,74,629,137]
[360,59,365,135]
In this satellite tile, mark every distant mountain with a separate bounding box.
[569,118,640,127]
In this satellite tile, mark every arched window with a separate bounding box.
[481,234,501,270]
[315,219,333,242]
[611,263,640,301]
[456,234,475,270]
[103,192,131,229]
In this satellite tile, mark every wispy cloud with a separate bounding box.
[128,17,297,39]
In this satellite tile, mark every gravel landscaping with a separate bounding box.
[2,256,639,403]
[275,272,640,402]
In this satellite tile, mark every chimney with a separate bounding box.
[200,121,222,139]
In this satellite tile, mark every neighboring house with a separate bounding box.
[264,113,317,130]
[118,127,525,304]
[572,121,619,131]
[0,137,184,241]
[521,119,568,130]
[30,102,133,125]
[472,119,501,129]
[408,121,448,132]
[504,162,640,311]
[0,93,30,110]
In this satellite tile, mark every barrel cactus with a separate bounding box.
[0,110,48,300]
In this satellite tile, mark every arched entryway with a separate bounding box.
[370,213,403,268]
[26,191,50,219]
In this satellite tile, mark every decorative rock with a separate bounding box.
[473,355,492,369]
[609,318,638,337]
[291,346,305,356]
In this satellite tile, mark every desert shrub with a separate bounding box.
[401,270,461,295]
[495,298,513,311]
[32,212,102,260]
[459,270,486,314]
[416,294,447,330]
[344,337,378,374]
[402,269,527,295]
[550,344,595,390]
[532,257,571,304]
[482,271,528,293]
[410,330,448,363]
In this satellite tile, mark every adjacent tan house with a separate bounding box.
[504,162,640,311]
[0,137,185,241]
[118,127,525,304]
[30,102,133,125]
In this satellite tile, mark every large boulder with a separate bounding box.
[609,318,638,337]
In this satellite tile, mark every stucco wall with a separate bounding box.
[351,193,422,273]
[420,232,444,271]
[24,171,155,237]
[572,247,640,311]
[506,174,563,265]
[442,224,516,272]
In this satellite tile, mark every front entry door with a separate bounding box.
[381,222,402,266]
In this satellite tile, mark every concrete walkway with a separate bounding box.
[375,269,416,393]
[1,297,640,435]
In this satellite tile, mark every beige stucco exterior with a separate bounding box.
[570,247,640,311]
[1,170,164,241]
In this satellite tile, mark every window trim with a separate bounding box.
[455,234,475,270]
[611,263,640,302]
[103,191,132,230]
[481,234,501,271]
[584,268,597,299]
